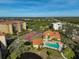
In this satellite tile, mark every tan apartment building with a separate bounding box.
[0,32,7,59]
[0,20,26,34]
[0,32,7,47]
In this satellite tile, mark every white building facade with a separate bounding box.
[0,34,7,47]
[52,22,63,30]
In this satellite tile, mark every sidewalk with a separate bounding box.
[61,52,67,59]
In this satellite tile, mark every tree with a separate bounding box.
[46,50,51,59]
[63,47,75,59]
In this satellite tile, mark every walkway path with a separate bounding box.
[61,52,67,59]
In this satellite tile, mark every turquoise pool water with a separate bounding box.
[45,43,59,48]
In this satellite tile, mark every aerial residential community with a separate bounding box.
[0,0,79,59]
[0,17,79,59]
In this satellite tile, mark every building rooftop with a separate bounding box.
[32,39,43,45]
[43,30,61,40]
[24,31,42,41]
[0,20,24,24]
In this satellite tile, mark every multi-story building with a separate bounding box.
[0,42,2,59]
[52,22,63,30]
[0,20,26,34]
[0,32,7,47]
[0,32,7,59]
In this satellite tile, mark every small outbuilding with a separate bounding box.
[32,39,43,49]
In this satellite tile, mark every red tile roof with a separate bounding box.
[43,30,61,40]
[32,39,43,45]
[43,30,54,36]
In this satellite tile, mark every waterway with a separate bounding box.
[16,52,42,59]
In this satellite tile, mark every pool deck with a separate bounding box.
[43,44,58,50]
[43,41,62,51]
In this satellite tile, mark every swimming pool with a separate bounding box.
[45,43,59,49]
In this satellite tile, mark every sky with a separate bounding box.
[0,0,79,17]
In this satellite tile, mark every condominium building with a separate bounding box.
[0,20,26,34]
[0,32,7,59]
